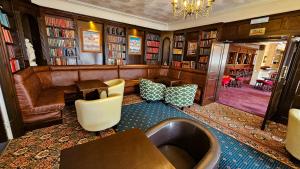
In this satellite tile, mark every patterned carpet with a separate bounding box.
[0,95,297,168]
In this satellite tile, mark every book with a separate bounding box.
[0,10,10,28]
[45,16,74,29]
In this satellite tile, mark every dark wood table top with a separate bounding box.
[76,80,108,91]
[60,129,175,169]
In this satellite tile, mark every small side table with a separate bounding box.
[76,80,109,99]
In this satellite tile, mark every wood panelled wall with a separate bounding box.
[220,10,300,41]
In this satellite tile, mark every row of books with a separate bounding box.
[146,54,159,60]
[172,61,182,68]
[45,16,74,29]
[2,28,13,43]
[7,45,15,58]
[196,63,208,71]
[200,31,217,39]
[146,41,160,47]
[0,10,10,28]
[182,61,196,69]
[146,34,160,41]
[174,42,184,48]
[108,50,126,59]
[49,48,77,57]
[48,38,76,48]
[174,35,185,41]
[199,40,213,47]
[199,56,209,63]
[146,47,159,54]
[172,55,182,61]
[46,27,75,38]
[107,35,126,44]
[173,48,183,55]
[146,60,159,65]
[199,48,211,55]
[108,43,126,51]
[107,26,125,36]
[50,57,77,65]
[10,58,20,73]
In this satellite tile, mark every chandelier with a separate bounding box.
[171,0,215,19]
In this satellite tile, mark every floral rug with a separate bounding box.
[0,95,298,168]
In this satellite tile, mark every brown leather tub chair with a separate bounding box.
[146,118,221,169]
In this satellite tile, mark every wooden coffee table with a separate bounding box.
[60,129,175,169]
[76,80,109,99]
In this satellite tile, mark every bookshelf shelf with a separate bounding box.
[145,32,160,65]
[105,25,126,65]
[44,15,78,65]
[172,33,185,66]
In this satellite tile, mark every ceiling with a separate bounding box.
[65,0,256,22]
[32,0,300,30]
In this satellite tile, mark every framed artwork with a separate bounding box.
[81,30,101,52]
[187,41,197,55]
[128,35,142,55]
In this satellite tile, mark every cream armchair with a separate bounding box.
[101,79,125,98]
[75,94,123,132]
[286,108,300,160]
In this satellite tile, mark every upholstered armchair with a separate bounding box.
[101,79,125,98]
[286,108,300,160]
[139,79,166,101]
[75,94,123,132]
[165,84,198,109]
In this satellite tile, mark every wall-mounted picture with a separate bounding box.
[187,41,197,55]
[128,35,142,55]
[81,30,101,52]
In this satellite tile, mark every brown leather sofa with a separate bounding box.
[14,65,205,129]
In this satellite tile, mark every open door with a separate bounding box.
[261,38,300,129]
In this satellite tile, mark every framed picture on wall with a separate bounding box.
[128,35,142,55]
[81,30,101,52]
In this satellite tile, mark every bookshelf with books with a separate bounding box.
[145,32,160,65]
[0,5,25,73]
[44,15,78,65]
[196,30,217,71]
[105,25,126,65]
[172,34,185,62]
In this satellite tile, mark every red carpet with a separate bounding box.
[217,85,271,117]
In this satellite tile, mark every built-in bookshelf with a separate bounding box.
[44,15,78,65]
[172,34,185,62]
[0,6,25,73]
[145,32,160,64]
[105,25,126,65]
[197,30,217,71]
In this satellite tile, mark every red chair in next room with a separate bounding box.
[222,76,231,87]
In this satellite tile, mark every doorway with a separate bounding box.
[217,41,287,117]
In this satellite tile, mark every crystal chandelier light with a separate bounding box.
[171,0,215,19]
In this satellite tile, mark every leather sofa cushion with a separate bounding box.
[148,68,160,79]
[14,68,42,108]
[120,68,148,80]
[79,69,118,81]
[125,80,139,87]
[35,71,53,89]
[33,88,65,114]
[168,69,181,79]
[51,71,79,86]
[23,111,62,124]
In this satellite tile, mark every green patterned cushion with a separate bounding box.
[139,79,166,101]
[165,84,198,107]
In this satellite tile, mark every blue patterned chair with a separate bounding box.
[165,84,198,109]
[139,79,166,101]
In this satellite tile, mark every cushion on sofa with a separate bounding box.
[79,69,118,81]
[139,79,166,101]
[51,71,79,86]
[33,88,65,114]
[165,84,198,108]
